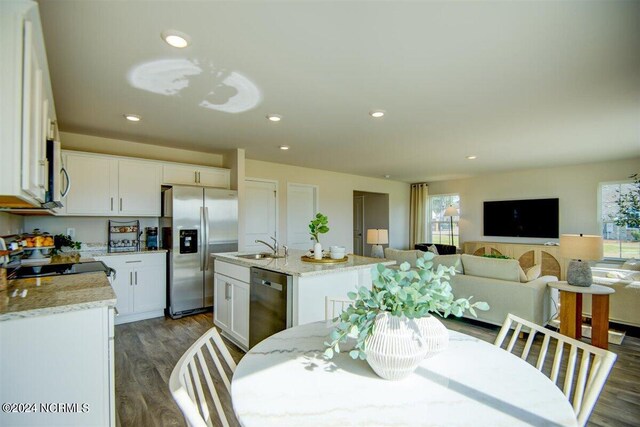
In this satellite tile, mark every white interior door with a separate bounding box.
[243,179,277,252]
[353,196,364,255]
[287,183,318,250]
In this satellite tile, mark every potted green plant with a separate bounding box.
[324,251,488,380]
[308,213,329,259]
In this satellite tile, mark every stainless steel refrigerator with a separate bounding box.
[162,186,238,318]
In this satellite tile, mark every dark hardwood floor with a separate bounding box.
[115,313,640,427]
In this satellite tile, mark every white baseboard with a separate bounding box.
[114,310,165,325]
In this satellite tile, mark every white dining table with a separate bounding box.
[231,321,579,427]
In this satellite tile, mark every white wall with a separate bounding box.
[246,159,410,251]
[60,132,224,167]
[0,212,23,235]
[427,157,640,245]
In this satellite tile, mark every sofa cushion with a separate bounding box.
[461,254,521,282]
[622,259,640,271]
[384,248,424,268]
[526,264,542,281]
[427,244,439,255]
[432,254,463,274]
[518,266,528,283]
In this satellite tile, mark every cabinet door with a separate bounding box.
[162,164,198,186]
[118,160,160,216]
[230,279,250,347]
[21,19,46,203]
[198,167,230,189]
[96,257,134,316]
[65,154,118,215]
[213,273,231,332]
[132,260,166,313]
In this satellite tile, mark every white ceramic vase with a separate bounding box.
[313,242,323,260]
[365,312,428,380]
[415,315,449,359]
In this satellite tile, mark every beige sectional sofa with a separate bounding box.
[583,265,640,327]
[384,249,559,326]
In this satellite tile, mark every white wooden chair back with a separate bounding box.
[495,313,616,427]
[325,296,353,321]
[169,327,237,427]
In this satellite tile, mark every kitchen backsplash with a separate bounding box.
[24,216,160,245]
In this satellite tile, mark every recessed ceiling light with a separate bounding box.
[124,114,141,122]
[369,110,385,118]
[161,30,190,48]
[267,114,282,122]
[466,155,477,160]
[279,145,290,150]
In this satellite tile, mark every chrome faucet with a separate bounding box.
[255,237,279,255]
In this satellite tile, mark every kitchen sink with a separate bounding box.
[236,253,285,260]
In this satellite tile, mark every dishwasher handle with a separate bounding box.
[259,279,283,292]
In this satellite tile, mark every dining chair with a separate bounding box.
[169,327,237,427]
[325,296,353,321]
[495,313,617,427]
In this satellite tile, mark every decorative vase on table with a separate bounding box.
[416,315,449,359]
[313,242,323,260]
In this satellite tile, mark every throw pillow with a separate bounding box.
[518,266,528,283]
[432,254,463,274]
[525,264,542,281]
[622,259,640,271]
[428,244,439,255]
[461,254,521,282]
[383,248,420,268]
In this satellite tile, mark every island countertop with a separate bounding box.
[211,249,395,277]
[0,272,116,322]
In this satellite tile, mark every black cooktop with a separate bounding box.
[10,261,114,279]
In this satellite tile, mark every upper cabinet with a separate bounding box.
[162,164,230,189]
[0,1,57,207]
[63,151,161,217]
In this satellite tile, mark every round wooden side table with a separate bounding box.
[548,281,615,349]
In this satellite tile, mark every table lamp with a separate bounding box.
[559,234,603,287]
[444,205,458,246]
[367,229,388,258]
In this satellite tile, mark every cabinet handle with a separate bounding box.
[198,171,201,183]
[194,171,198,184]
[225,282,230,300]
[130,272,133,286]
[110,197,114,211]
[135,271,138,285]
[120,198,123,211]
[125,260,142,263]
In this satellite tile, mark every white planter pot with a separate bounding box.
[415,315,449,359]
[365,313,428,380]
[313,242,323,260]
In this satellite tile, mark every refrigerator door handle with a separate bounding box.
[199,206,205,271]
[204,206,210,271]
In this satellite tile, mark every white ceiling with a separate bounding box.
[37,0,640,182]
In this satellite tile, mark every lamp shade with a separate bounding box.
[367,229,389,245]
[444,206,458,217]
[559,234,603,261]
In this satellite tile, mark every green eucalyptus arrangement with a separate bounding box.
[309,213,329,243]
[324,251,489,360]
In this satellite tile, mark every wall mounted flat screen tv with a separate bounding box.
[483,198,559,238]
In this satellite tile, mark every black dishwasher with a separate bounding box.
[249,267,292,348]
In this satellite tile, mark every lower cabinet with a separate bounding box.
[214,268,250,350]
[95,252,166,325]
[0,306,115,426]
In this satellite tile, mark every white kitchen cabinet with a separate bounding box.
[62,151,160,216]
[163,163,230,189]
[64,153,118,215]
[0,306,115,426]
[117,160,161,216]
[214,260,250,349]
[0,1,57,208]
[95,253,166,325]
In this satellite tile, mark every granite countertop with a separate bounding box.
[212,249,395,277]
[0,272,116,322]
[80,249,168,257]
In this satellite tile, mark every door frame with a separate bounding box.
[245,177,279,240]
[353,195,365,256]
[287,183,319,247]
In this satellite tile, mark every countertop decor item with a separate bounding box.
[366,229,388,258]
[324,251,489,380]
[560,234,603,287]
[300,255,348,264]
[309,213,329,259]
[52,234,82,255]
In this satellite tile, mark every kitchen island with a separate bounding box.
[0,269,116,426]
[211,250,394,350]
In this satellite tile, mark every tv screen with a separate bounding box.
[483,198,559,238]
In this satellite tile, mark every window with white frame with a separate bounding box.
[428,194,460,247]
[599,181,640,259]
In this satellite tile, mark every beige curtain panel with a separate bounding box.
[410,183,428,248]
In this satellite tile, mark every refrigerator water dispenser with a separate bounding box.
[179,229,198,254]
